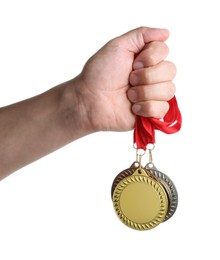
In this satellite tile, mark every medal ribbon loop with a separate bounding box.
[134,96,182,150]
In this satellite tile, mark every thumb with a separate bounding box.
[117,26,169,53]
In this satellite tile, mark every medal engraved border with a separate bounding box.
[113,174,168,230]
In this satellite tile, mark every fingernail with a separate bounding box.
[133,61,144,70]
[127,90,137,102]
[132,104,141,114]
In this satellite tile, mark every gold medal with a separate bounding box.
[112,162,169,230]
[111,147,178,230]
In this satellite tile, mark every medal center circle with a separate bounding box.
[120,182,161,223]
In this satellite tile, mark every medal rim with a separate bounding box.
[111,165,137,198]
[145,166,178,222]
[112,169,168,231]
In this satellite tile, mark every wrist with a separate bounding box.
[60,76,97,140]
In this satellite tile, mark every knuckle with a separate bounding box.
[146,101,169,118]
[162,42,169,53]
[146,41,169,65]
[153,41,169,55]
[146,102,159,117]
[166,61,177,78]
[167,82,176,100]
[143,69,152,84]
[146,52,157,66]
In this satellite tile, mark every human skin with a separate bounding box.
[0,26,176,180]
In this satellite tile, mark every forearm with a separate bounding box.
[0,77,92,180]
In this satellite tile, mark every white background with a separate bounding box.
[0,0,219,259]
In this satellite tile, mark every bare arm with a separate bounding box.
[0,78,92,178]
[0,26,176,180]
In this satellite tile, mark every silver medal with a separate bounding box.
[145,162,178,221]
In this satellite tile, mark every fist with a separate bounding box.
[127,41,176,118]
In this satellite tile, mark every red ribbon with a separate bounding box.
[134,96,182,150]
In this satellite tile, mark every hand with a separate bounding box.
[75,27,176,132]
[0,26,177,178]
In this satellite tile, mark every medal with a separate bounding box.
[112,161,169,230]
[145,162,178,222]
[111,97,182,231]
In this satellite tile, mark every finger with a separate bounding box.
[133,41,169,69]
[130,61,176,86]
[116,26,169,53]
[127,81,176,103]
[132,100,169,118]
